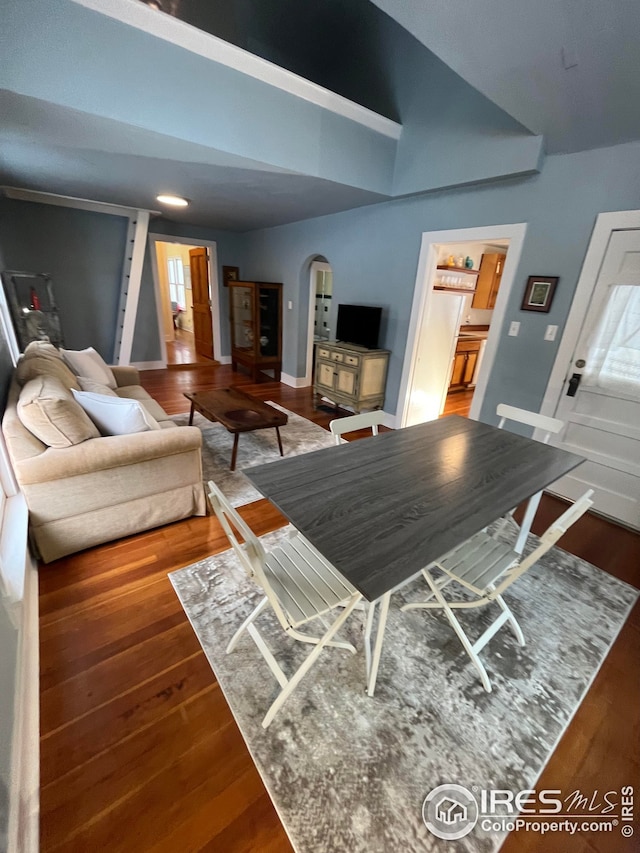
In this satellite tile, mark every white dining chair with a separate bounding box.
[206,480,363,728]
[495,404,566,552]
[402,490,593,692]
[496,403,564,444]
[329,410,386,445]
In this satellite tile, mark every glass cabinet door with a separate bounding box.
[258,286,280,357]
[230,285,255,353]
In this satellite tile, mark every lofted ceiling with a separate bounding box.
[1,0,638,232]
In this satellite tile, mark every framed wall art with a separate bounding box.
[521,276,559,313]
[222,265,240,287]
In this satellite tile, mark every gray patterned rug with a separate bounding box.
[171,403,335,505]
[169,524,637,853]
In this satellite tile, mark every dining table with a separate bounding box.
[245,414,585,696]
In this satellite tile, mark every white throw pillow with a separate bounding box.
[61,347,117,389]
[72,389,161,436]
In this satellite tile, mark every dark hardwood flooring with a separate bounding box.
[39,363,639,852]
[165,327,214,367]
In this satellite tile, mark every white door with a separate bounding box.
[404,291,466,425]
[551,229,640,529]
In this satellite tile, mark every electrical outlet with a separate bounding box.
[545,324,558,341]
[287,300,293,310]
[508,321,520,337]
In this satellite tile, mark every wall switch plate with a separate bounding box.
[508,321,520,337]
[544,324,558,341]
[287,300,293,310]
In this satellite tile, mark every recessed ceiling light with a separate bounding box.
[156,194,189,207]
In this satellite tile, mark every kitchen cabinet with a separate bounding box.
[229,280,282,381]
[314,342,390,412]
[449,338,481,390]
[472,253,506,310]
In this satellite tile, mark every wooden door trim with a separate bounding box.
[148,234,222,365]
[539,210,640,439]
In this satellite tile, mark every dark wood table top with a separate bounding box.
[245,415,585,601]
[184,387,288,433]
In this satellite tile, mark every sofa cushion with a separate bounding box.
[15,352,80,390]
[115,386,170,423]
[17,376,100,448]
[77,376,118,396]
[61,347,117,389]
[23,340,64,361]
[72,389,161,436]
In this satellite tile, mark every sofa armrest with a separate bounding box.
[14,426,202,485]
[110,365,140,387]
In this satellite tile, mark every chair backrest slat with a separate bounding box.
[496,403,564,444]
[492,490,594,597]
[330,410,386,445]
[207,480,266,580]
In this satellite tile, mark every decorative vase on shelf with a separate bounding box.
[447,255,456,267]
[465,256,474,269]
[456,256,464,267]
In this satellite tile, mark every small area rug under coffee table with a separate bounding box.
[169,524,637,853]
[171,402,336,505]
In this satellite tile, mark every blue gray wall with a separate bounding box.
[0,198,128,362]
[236,140,640,423]
[0,200,243,364]
[2,141,638,425]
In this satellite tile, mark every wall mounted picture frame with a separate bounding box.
[521,276,559,313]
[222,265,240,287]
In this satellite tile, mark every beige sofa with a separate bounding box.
[2,342,206,562]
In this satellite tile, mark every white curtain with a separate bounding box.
[582,284,640,399]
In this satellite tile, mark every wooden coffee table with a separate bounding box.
[184,387,288,471]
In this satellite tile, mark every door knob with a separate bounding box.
[566,373,582,397]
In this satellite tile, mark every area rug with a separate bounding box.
[169,525,638,852]
[171,403,335,505]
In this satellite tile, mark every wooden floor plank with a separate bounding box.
[39,364,639,853]
[40,650,213,786]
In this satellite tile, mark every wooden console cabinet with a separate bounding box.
[314,342,390,412]
[229,280,282,381]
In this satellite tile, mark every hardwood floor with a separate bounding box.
[39,364,639,852]
[165,327,214,367]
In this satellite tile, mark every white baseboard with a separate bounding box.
[217,355,232,365]
[281,373,312,389]
[7,552,39,853]
[131,361,166,370]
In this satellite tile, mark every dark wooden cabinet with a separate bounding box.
[229,280,282,381]
[449,338,480,390]
[471,253,506,310]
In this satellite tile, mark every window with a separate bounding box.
[583,284,640,399]
[167,257,186,309]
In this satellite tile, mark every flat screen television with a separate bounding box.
[336,304,382,350]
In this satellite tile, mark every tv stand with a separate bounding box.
[313,341,390,413]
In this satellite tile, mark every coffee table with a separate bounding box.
[184,387,288,471]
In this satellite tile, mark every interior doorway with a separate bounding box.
[397,223,527,427]
[148,234,221,367]
[304,259,333,385]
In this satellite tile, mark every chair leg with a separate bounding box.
[262,595,362,728]
[422,569,493,693]
[286,625,356,653]
[494,592,525,646]
[226,596,269,653]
